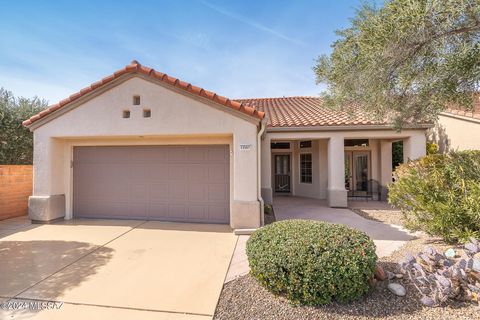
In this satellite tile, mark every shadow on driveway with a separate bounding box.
[0,240,114,307]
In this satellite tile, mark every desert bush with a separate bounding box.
[399,238,480,307]
[426,142,439,155]
[246,220,377,305]
[389,151,480,243]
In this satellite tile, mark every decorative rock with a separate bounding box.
[445,248,456,259]
[374,265,386,281]
[386,271,395,280]
[474,252,480,260]
[421,296,435,307]
[465,243,478,254]
[473,259,480,273]
[395,273,404,279]
[388,283,406,297]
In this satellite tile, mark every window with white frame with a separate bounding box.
[300,153,312,183]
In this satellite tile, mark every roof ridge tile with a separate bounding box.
[23,60,264,126]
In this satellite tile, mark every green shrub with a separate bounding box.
[426,142,439,155]
[264,204,273,215]
[388,150,480,243]
[246,220,377,305]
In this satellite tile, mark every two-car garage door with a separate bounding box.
[73,145,230,224]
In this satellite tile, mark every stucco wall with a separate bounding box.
[30,76,261,228]
[430,113,480,152]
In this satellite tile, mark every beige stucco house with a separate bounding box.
[429,100,480,152]
[23,61,429,231]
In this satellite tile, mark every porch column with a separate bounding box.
[261,135,273,204]
[327,135,347,207]
[403,133,426,163]
[380,140,393,201]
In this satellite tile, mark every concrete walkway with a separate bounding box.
[273,196,414,257]
[223,197,414,284]
[0,217,236,320]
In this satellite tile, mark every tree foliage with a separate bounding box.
[392,140,404,169]
[314,0,480,128]
[0,88,47,164]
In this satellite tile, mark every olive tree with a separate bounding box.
[315,0,480,128]
[0,88,47,164]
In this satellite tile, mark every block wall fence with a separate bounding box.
[0,165,32,220]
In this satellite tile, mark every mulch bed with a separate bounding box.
[214,209,479,320]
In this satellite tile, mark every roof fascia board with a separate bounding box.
[440,112,480,124]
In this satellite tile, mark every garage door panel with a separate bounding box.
[187,147,208,162]
[188,206,207,220]
[148,165,170,182]
[208,164,228,182]
[130,183,150,202]
[208,184,228,201]
[168,205,186,219]
[96,183,129,201]
[208,147,229,162]
[168,147,187,162]
[168,164,188,181]
[94,164,129,183]
[148,204,169,217]
[149,183,169,200]
[74,145,230,223]
[168,183,187,200]
[129,166,150,181]
[187,184,207,201]
[208,206,228,222]
[129,147,167,163]
[187,165,208,181]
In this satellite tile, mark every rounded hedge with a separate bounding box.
[246,220,377,305]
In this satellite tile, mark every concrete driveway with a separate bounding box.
[0,217,237,319]
[273,196,415,257]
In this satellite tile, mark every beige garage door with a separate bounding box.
[73,145,230,223]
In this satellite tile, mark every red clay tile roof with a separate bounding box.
[22,60,265,127]
[235,96,385,127]
[444,96,480,120]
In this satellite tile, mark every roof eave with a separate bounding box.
[266,123,433,132]
[23,60,265,130]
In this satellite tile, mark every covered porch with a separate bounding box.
[261,129,426,207]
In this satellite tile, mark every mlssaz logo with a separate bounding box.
[1,300,64,310]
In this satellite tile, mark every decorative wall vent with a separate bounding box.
[133,95,141,105]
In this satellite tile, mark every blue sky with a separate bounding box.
[0,0,366,104]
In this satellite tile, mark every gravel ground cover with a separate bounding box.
[352,208,405,227]
[214,209,479,320]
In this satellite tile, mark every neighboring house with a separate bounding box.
[23,61,429,231]
[429,99,480,152]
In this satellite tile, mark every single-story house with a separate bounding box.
[23,60,429,231]
[429,98,480,152]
